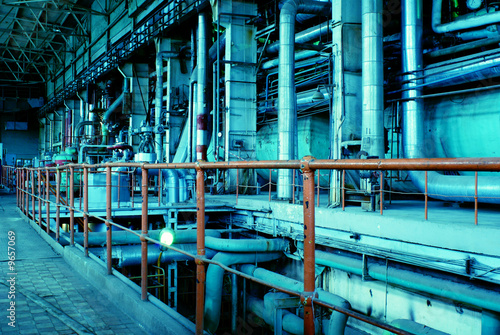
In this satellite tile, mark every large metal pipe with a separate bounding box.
[432,0,500,34]
[402,0,500,204]
[205,237,288,252]
[196,12,209,161]
[265,20,331,54]
[315,249,500,314]
[101,93,124,124]
[204,252,283,333]
[361,0,385,159]
[240,264,351,335]
[90,244,217,268]
[277,0,331,200]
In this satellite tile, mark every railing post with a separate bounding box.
[106,166,113,275]
[342,169,345,211]
[31,169,35,220]
[158,168,162,206]
[292,170,296,204]
[83,166,89,257]
[317,170,320,207]
[300,156,316,335]
[56,168,61,242]
[38,169,42,227]
[70,166,75,246]
[195,162,206,335]
[236,168,239,205]
[16,169,18,208]
[475,171,478,225]
[269,169,272,202]
[22,169,26,214]
[141,167,149,300]
[25,169,29,215]
[380,171,383,215]
[425,171,428,221]
[46,169,50,235]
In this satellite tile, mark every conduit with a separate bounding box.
[240,264,350,335]
[277,0,331,200]
[402,0,500,204]
[204,252,283,333]
[432,0,500,34]
[361,0,385,159]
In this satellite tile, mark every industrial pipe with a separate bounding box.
[204,251,283,333]
[402,0,500,204]
[196,12,209,161]
[101,93,125,124]
[239,264,351,335]
[277,0,331,200]
[315,250,500,314]
[432,0,500,34]
[90,244,217,267]
[265,20,331,54]
[361,0,385,159]
[136,168,180,203]
[205,236,288,252]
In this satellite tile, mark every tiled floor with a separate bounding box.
[0,189,149,334]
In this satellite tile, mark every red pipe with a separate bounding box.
[342,170,345,211]
[236,169,239,205]
[70,166,75,246]
[56,168,61,242]
[425,171,428,220]
[269,169,272,202]
[46,169,50,235]
[195,163,206,335]
[83,166,89,257]
[106,166,113,275]
[141,167,149,300]
[475,171,478,225]
[38,169,42,227]
[300,156,316,335]
[380,172,383,215]
[31,169,35,220]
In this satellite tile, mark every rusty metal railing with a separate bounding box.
[13,156,500,335]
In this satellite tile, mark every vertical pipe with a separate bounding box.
[301,157,316,335]
[38,169,42,226]
[83,166,89,257]
[236,169,239,205]
[317,170,320,207]
[196,12,208,161]
[56,168,61,242]
[155,40,164,163]
[380,171,383,215]
[475,171,478,225]
[425,171,428,220]
[231,272,237,334]
[106,166,113,275]
[342,170,345,211]
[158,168,162,205]
[24,169,27,214]
[20,169,23,212]
[195,163,206,335]
[141,167,149,300]
[70,166,75,246]
[46,169,50,234]
[65,168,69,208]
[79,168,82,210]
[31,169,35,220]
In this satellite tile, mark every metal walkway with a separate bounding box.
[0,189,150,335]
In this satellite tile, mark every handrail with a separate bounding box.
[12,156,500,335]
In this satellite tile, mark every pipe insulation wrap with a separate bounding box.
[204,252,283,333]
[402,0,500,204]
[361,0,385,159]
[277,0,331,200]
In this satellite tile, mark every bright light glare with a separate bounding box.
[160,229,174,246]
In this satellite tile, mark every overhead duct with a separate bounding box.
[401,0,500,204]
[277,0,331,200]
[432,0,500,34]
[361,0,385,159]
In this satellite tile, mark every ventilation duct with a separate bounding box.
[402,0,500,204]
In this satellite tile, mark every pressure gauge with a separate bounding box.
[466,0,483,10]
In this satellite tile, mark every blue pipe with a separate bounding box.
[204,252,283,333]
[205,236,289,252]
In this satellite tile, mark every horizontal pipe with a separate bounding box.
[31,157,500,172]
[89,243,217,267]
[205,236,289,252]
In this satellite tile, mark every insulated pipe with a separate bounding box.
[361,0,385,159]
[136,168,179,203]
[239,264,351,335]
[265,20,331,54]
[196,12,209,161]
[72,229,222,246]
[205,236,289,252]
[432,0,500,34]
[277,0,331,200]
[315,250,500,314]
[204,252,283,333]
[402,0,500,204]
[261,50,326,70]
[89,244,217,267]
[101,93,124,124]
